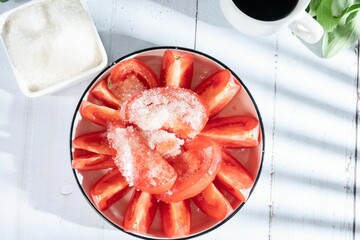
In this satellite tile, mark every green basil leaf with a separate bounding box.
[0,0,9,2]
[331,0,354,17]
[322,5,360,58]
[316,0,341,32]
[308,0,322,16]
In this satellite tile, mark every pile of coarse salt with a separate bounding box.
[1,0,103,93]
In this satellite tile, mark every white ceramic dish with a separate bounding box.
[70,47,264,239]
[0,0,107,97]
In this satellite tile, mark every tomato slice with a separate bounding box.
[160,200,191,238]
[123,190,158,234]
[192,182,232,220]
[125,87,209,139]
[216,150,254,202]
[91,77,120,109]
[90,169,130,211]
[71,153,116,171]
[108,58,159,102]
[200,116,260,148]
[194,69,241,118]
[107,125,177,194]
[160,49,194,88]
[157,136,221,203]
[72,131,113,155]
[79,101,123,127]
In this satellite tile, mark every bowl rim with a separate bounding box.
[69,46,265,240]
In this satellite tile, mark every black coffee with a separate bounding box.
[232,0,299,21]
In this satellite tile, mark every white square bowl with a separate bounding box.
[0,0,108,97]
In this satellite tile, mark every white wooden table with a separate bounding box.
[1,1,359,239]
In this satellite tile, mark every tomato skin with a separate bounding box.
[194,69,241,118]
[123,190,158,234]
[216,150,254,202]
[157,136,222,203]
[91,169,130,211]
[200,116,260,148]
[71,153,116,171]
[72,131,113,155]
[79,101,123,127]
[91,77,120,109]
[108,58,160,100]
[160,200,191,238]
[192,182,232,220]
[160,49,194,88]
[107,126,177,194]
[124,87,209,139]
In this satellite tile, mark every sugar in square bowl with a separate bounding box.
[0,0,107,97]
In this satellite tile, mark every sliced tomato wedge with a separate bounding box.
[91,77,120,109]
[160,200,191,238]
[79,101,123,127]
[157,136,221,202]
[90,169,130,211]
[72,131,113,155]
[108,58,159,102]
[160,49,194,88]
[194,69,241,118]
[107,125,177,194]
[71,153,116,171]
[192,182,232,220]
[200,116,260,148]
[123,190,158,234]
[216,150,254,202]
[124,87,209,139]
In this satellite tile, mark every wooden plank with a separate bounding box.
[269,30,358,240]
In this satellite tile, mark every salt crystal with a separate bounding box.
[2,0,103,92]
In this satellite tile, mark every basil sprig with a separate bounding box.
[308,0,360,58]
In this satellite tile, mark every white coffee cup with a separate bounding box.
[220,0,323,44]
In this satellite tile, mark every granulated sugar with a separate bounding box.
[126,87,208,138]
[141,129,184,157]
[107,126,135,186]
[2,0,103,92]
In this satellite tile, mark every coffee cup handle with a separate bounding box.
[288,12,324,44]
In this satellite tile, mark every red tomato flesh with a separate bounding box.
[216,150,254,202]
[160,200,191,238]
[91,77,120,109]
[91,169,130,211]
[107,125,177,194]
[160,49,194,88]
[71,153,116,171]
[192,182,232,220]
[194,69,241,118]
[157,136,222,203]
[124,87,209,139]
[79,101,123,127]
[72,131,113,155]
[123,190,158,234]
[200,116,260,148]
[108,58,159,102]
